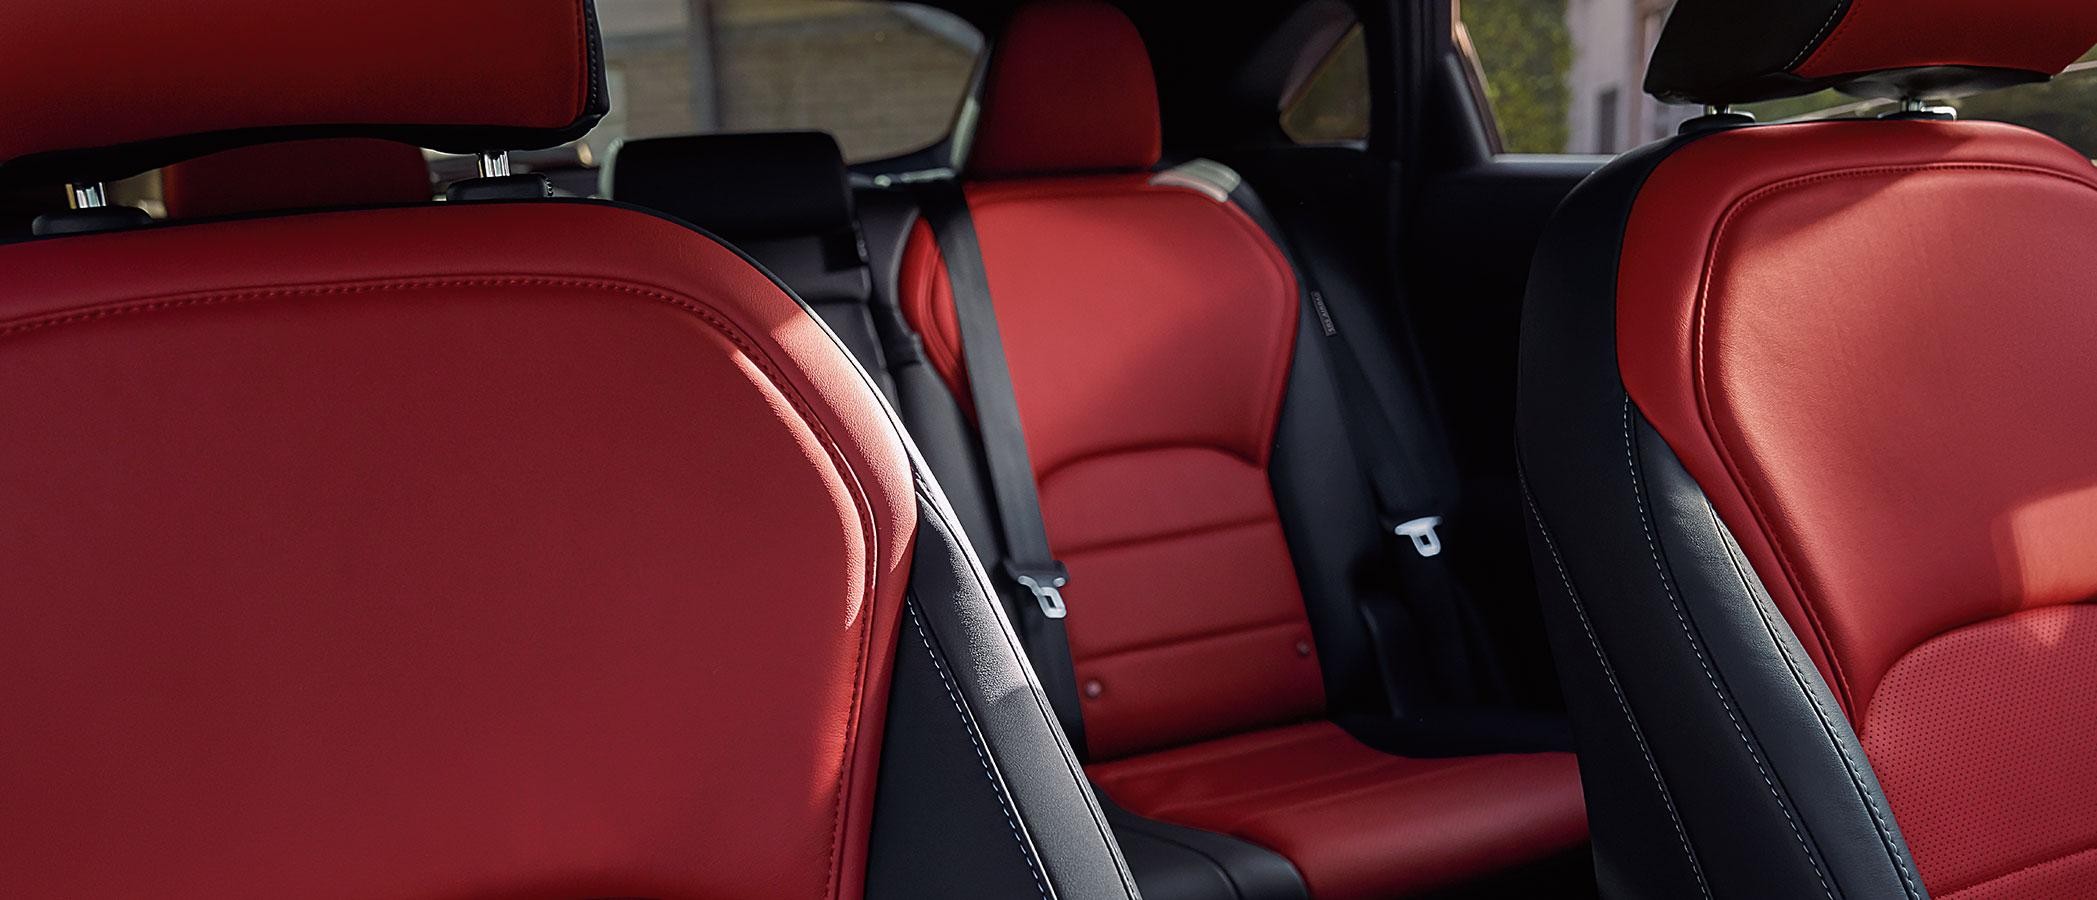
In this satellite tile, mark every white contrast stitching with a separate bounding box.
[906,601,1051,900]
[1785,1,1850,69]
[1624,398,1834,900]
[1521,479,1713,899]
[1716,510,1924,899]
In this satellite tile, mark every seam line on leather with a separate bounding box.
[1520,469,1711,899]
[1786,0,1852,69]
[1625,399,1833,900]
[1712,505,1923,900]
[0,273,886,895]
[911,482,1140,897]
[905,600,1051,900]
[1686,160,2097,713]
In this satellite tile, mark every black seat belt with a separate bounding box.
[1198,163,1507,707]
[914,180,1090,752]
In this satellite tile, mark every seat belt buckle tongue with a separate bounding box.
[1392,516,1445,558]
[1005,561,1070,620]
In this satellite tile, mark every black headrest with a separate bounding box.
[1647,0,2097,106]
[606,132,856,241]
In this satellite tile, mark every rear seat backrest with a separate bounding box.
[162,138,431,219]
[898,0,1324,761]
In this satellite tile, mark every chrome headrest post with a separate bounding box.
[1889,97,1958,120]
[68,183,108,210]
[476,151,513,179]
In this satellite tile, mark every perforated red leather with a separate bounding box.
[1091,722,1588,899]
[1863,605,2097,899]
[968,0,1162,178]
[0,202,916,898]
[1618,119,2097,898]
[899,174,1317,760]
[0,0,598,170]
[1794,0,2097,82]
[163,139,433,219]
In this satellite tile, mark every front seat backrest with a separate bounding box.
[1518,1,2097,898]
[0,2,1136,897]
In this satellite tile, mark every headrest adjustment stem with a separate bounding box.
[476,152,513,179]
[68,183,108,210]
[1889,97,1959,121]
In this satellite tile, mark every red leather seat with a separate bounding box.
[0,2,1139,897]
[162,138,431,219]
[896,3,1587,896]
[1518,1,2097,898]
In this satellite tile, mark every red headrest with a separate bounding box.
[162,140,433,220]
[968,0,1162,178]
[0,0,605,187]
[1647,0,2097,105]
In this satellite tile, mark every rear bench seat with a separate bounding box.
[882,2,1589,897]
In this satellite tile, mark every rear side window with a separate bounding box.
[1282,26,1371,144]
[591,0,984,163]
[1459,0,2097,158]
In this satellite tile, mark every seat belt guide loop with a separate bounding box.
[1393,516,1445,558]
[1005,561,1071,620]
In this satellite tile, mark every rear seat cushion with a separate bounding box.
[899,174,1323,761]
[1089,722,1587,900]
[162,138,431,219]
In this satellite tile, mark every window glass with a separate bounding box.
[1460,1,2097,157]
[591,0,984,163]
[1282,26,1372,144]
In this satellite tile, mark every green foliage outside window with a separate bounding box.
[1460,0,1572,154]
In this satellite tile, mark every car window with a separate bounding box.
[591,0,985,163]
[1282,25,1371,145]
[1459,0,2097,158]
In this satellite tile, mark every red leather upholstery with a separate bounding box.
[163,139,432,219]
[1618,118,2097,899]
[901,174,1319,760]
[1794,0,2097,82]
[0,202,918,897]
[967,0,1162,178]
[1092,722,1588,900]
[0,0,600,180]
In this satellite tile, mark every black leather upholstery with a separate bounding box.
[869,490,1142,899]
[1517,131,1924,900]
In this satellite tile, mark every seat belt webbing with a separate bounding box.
[1213,165,1509,707]
[915,180,1090,751]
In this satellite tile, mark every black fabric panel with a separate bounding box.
[1517,129,1924,900]
[605,132,857,240]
